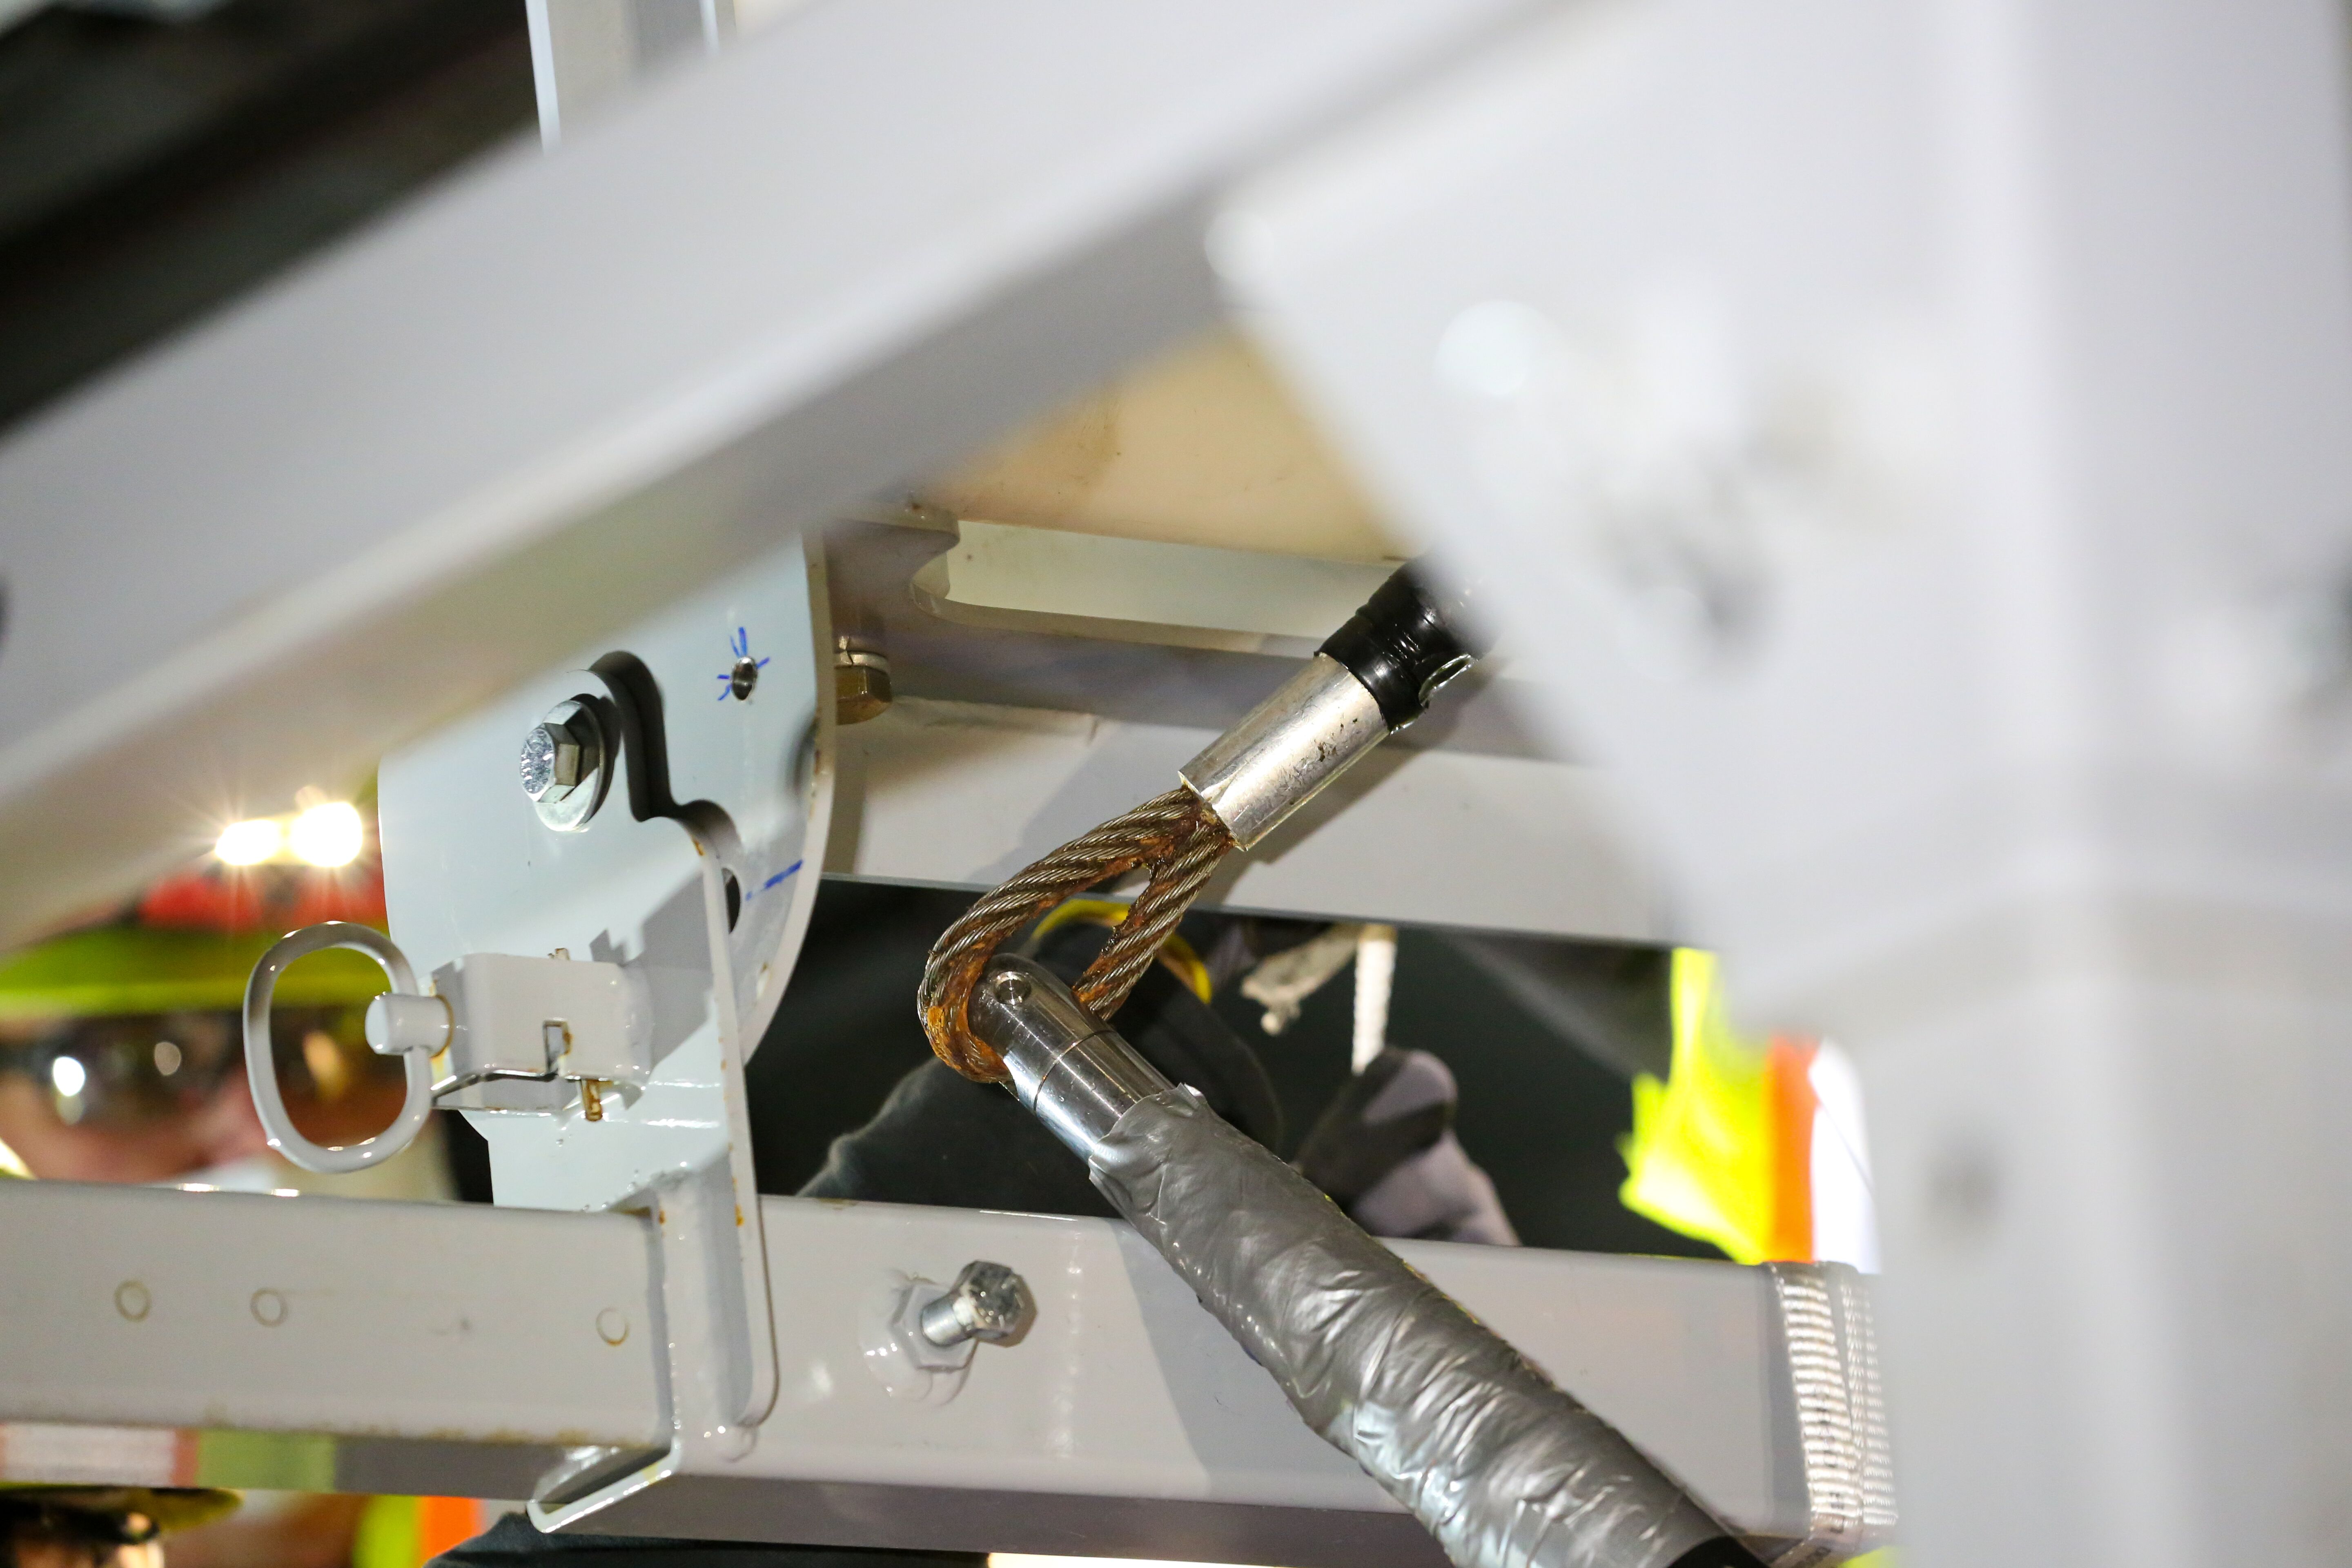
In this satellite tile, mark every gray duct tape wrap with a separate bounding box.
[1089,1087,1744,1568]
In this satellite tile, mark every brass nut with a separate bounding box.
[835,660,893,725]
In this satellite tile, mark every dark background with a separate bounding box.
[0,0,534,434]
[747,878,1720,1260]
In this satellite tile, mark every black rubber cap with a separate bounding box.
[1664,1538,1772,1568]
[1317,565,1488,730]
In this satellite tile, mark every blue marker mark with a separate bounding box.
[717,625,772,700]
[760,859,802,893]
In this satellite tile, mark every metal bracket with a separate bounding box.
[376,537,833,1516]
[530,842,782,1529]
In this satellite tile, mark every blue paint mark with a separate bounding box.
[717,625,773,699]
[759,859,802,893]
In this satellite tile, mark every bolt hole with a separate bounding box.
[723,871,742,931]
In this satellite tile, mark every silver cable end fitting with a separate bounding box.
[967,954,1172,1161]
[1178,653,1387,850]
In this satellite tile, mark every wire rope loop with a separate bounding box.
[243,921,436,1175]
[918,786,1232,1081]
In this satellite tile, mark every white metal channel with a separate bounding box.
[0,0,1552,948]
[828,697,1670,941]
[581,1196,1803,1564]
[0,1183,1808,1561]
[0,1183,662,1447]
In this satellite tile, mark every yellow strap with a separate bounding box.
[1031,897,1214,1003]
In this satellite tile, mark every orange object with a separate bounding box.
[415,1496,482,1561]
[1758,1037,1819,1263]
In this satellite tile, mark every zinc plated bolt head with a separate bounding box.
[520,721,586,800]
[519,699,607,830]
[919,1260,1035,1347]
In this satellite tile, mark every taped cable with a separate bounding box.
[965,955,1767,1568]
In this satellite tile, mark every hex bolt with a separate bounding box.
[518,699,607,831]
[520,711,597,801]
[917,1260,1034,1348]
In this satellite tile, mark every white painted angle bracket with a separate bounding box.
[532,1155,773,1527]
[372,540,833,1507]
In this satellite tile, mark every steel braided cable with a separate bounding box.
[918,785,1233,1080]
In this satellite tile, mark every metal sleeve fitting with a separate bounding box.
[966,954,1174,1156]
[1178,566,1487,850]
[965,958,1763,1568]
[1178,653,1386,850]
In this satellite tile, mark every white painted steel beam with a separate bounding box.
[0,1181,662,1445]
[0,1181,1832,1562]
[593,1197,1811,1566]
[0,1423,594,1506]
[0,0,1552,947]
[827,696,1669,942]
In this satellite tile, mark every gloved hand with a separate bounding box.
[1293,1049,1518,1246]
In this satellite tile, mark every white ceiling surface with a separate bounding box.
[0,0,1549,946]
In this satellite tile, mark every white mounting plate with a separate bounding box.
[379,538,830,1207]
[378,536,831,1466]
